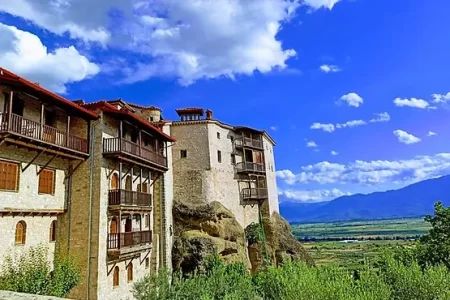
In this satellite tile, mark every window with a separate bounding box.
[44,110,56,127]
[231,154,236,165]
[150,116,154,122]
[113,266,119,286]
[125,176,132,191]
[0,160,19,191]
[145,258,150,269]
[38,169,55,195]
[145,214,150,228]
[111,173,119,190]
[15,221,26,245]
[230,136,234,142]
[217,150,222,163]
[127,263,133,282]
[180,150,187,158]
[217,132,220,139]
[49,220,56,242]
[11,96,24,116]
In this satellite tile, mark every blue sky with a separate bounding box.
[1,0,450,203]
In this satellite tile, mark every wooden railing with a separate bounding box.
[235,137,263,149]
[103,137,167,167]
[0,113,88,153]
[235,162,266,173]
[241,188,268,200]
[107,230,152,249]
[108,189,152,207]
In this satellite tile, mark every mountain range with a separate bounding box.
[280,175,450,223]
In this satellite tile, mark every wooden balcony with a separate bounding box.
[0,113,88,156]
[235,162,266,174]
[235,137,263,150]
[107,230,152,251]
[108,189,152,210]
[241,188,268,201]
[103,137,167,170]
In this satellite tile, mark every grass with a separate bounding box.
[291,218,429,269]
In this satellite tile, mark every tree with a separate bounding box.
[417,201,450,269]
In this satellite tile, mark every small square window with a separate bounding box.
[217,132,220,139]
[231,154,236,165]
[180,150,187,158]
[217,150,222,163]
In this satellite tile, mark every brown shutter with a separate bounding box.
[39,169,55,194]
[0,161,18,191]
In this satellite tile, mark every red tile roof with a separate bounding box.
[0,67,98,119]
[77,100,175,142]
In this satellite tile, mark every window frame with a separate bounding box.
[113,266,119,287]
[217,132,220,139]
[217,150,222,163]
[0,160,19,192]
[180,149,187,158]
[49,220,57,242]
[38,168,55,195]
[15,221,26,245]
[231,154,236,165]
[127,263,133,282]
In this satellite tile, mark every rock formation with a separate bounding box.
[171,200,313,275]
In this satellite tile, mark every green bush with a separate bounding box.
[244,222,263,245]
[0,244,80,297]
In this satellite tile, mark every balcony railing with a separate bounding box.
[0,113,88,153]
[241,188,268,200]
[103,137,167,168]
[107,230,152,250]
[235,137,263,150]
[108,189,152,207]
[235,162,266,173]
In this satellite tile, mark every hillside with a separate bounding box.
[280,175,450,222]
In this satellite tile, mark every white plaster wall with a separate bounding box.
[263,136,280,215]
[0,216,57,269]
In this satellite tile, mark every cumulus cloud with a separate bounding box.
[276,152,450,186]
[428,131,437,137]
[310,122,335,133]
[279,188,350,202]
[306,140,318,148]
[0,23,99,93]
[338,92,363,107]
[432,92,450,103]
[393,97,429,109]
[393,130,421,145]
[336,119,366,129]
[319,64,340,73]
[331,150,339,156]
[0,0,327,86]
[369,112,390,123]
[270,126,278,131]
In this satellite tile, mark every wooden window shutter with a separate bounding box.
[0,161,19,191]
[15,221,26,244]
[127,263,133,282]
[49,220,56,242]
[39,169,55,194]
[113,266,119,286]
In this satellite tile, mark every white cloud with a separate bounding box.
[393,130,421,145]
[338,92,363,107]
[279,188,350,203]
[0,23,99,93]
[306,140,318,148]
[319,64,340,73]
[336,119,366,128]
[427,131,437,137]
[393,97,429,109]
[310,122,335,133]
[276,152,450,187]
[1,0,316,86]
[303,0,342,10]
[369,112,390,123]
[432,92,450,103]
[270,126,278,131]
[331,150,338,156]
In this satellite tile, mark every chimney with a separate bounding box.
[206,109,213,120]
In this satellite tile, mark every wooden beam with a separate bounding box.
[22,149,45,172]
[66,115,71,147]
[4,138,86,160]
[7,91,13,130]
[37,153,58,175]
[40,103,44,139]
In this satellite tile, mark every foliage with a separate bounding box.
[0,244,80,297]
[417,201,450,269]
[244,222,263,245]
[133,252,450,300]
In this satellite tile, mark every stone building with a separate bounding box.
[62,99,175,300]
[0,68,97,271]
[163,107,279,229]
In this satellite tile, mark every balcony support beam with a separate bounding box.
[37,153,58,175]
[22,149,45,172]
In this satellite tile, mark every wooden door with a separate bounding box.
[125,176,132,190]
[111,173,119,190]
[110,218,118,233]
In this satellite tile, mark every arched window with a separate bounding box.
[127,263,133,282]
[49,220,56,242]
[15,221,26,245]
[125,176,132,191]
[111,173,119,190]
[113,266,119,287]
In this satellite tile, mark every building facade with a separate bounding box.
[166,108,279,229]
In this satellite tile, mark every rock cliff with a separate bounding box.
[171,200,313,274]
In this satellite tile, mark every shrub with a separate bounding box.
[0,244,80,297]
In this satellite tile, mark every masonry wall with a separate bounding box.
[263,136,280,216]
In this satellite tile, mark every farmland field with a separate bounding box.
[291,218,430,268]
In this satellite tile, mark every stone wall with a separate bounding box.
[263,135,280,216]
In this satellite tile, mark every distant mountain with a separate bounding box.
[280,175,450,223]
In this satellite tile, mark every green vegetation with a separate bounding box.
[0,244,80,297]
[133,202,450,299]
